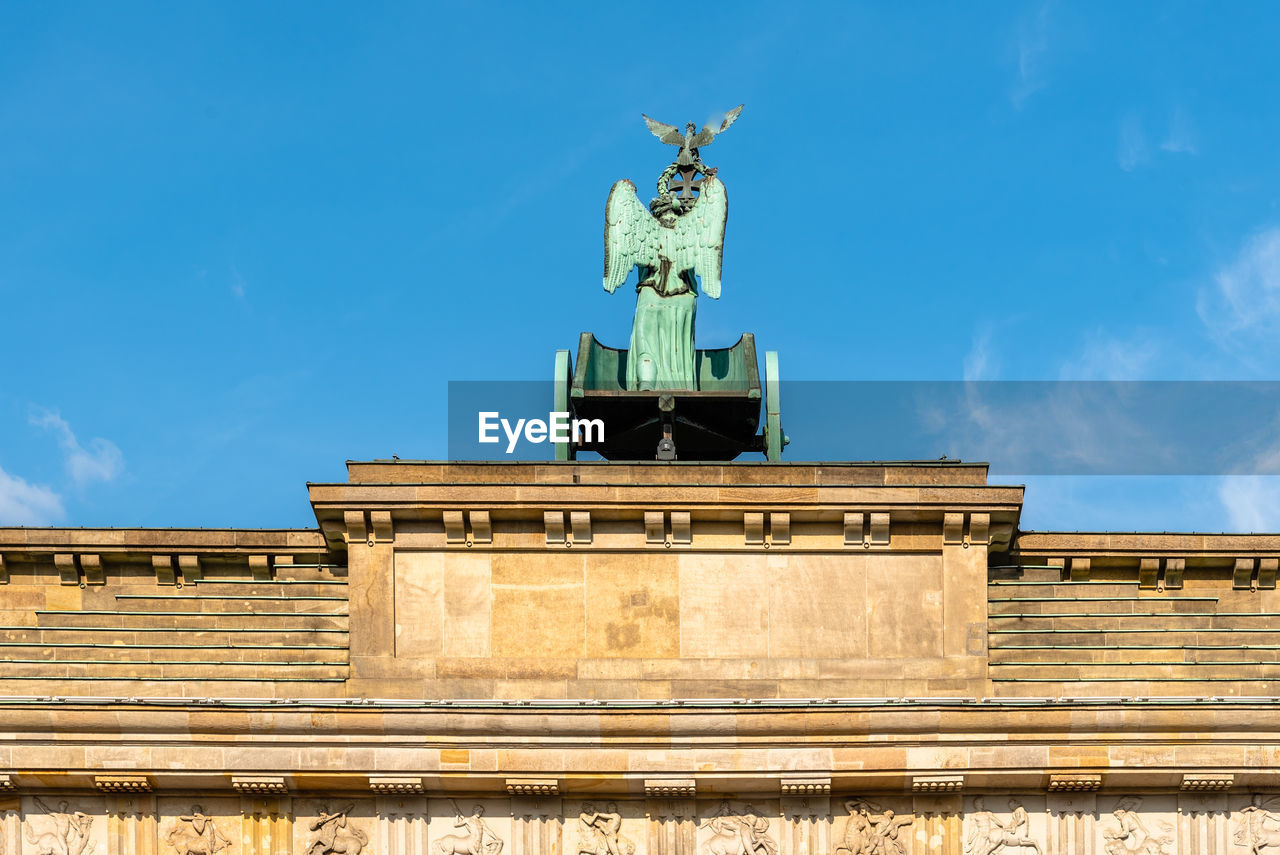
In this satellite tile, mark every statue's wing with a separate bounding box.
[718,104,744,132]
[642,114,686,146]
[688,128,716,149]
[693,104,745,147]
[603,180,659,293]
[672,175,728,299]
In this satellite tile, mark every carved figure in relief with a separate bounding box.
[835,800,875,855]
[306,804,367,855]
[964,798,1042,855]
[167,806,232,855]
[437,804,503,855]
[24,797,93,855]
[1101,799,1173,855]
[867,810,911,855]
[578,802,635,855]
[835,800,910,855]
[1235,795,1280,854]
[703,802,777,855]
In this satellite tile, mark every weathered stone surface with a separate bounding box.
[0,458,1277,843]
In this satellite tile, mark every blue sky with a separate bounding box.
[2,2,1280,532]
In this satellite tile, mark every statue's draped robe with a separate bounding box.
[628,271,698,391]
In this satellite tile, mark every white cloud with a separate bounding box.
[1161,106,1197,155]
[28,408,124,488]
[1197,227,1280,350]
[1011,2,1052,109]
[1117,114,1148,171]
[963,327,999,381]
[0,465,64,525]
[1059,329,1161,380]
[1218,476,1280,532]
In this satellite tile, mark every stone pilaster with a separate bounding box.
[912,794,962,855]
[374,794,429,855]
[1046,793,1095,855]
[647,797,696,855]
[512,794,561,855]
[1,805,19,855]
[240,796,292,855]
[106,793,156,855]
[1178,793,1229,855]
[780,794,830,855]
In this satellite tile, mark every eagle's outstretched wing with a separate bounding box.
[717,104,744,132]
[672,175,727,299]
[690,104,745,148]
[642,114,685,146]
[603,180,661,293]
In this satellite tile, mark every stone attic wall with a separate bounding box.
[996,534,1280,696]
[0,531,348,695]
[0,788,1264,855]
[4,464,1280,701]
[319,461,1016,700]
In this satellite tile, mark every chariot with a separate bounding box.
[553,332,786,461]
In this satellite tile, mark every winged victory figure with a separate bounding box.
[642,105,743,166]
[603,168,727,390]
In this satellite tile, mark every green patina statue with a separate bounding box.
[559,103,783,462]
[603,106,743,390]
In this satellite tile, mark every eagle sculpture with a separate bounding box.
[641,105,744,166]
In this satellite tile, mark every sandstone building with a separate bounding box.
[0,460,1277,855]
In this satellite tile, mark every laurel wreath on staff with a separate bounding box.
[649,161,716,217]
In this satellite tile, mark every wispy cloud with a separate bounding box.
[963,326,999,381]
[1117,113,1148,171]
[1218,476,1280,532]
[28,408,124,488]
[1161,106,1198,155]
[0,465,64,525]
[1197,227,1280,354]
[1059,329,1161,380]
[1011,2,1052,109]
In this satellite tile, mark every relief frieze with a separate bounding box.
[11,792,1280,855]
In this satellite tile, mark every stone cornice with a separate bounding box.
[0,701,1277,740]
[0,528,323,553]
[343,460,993,486]
[307,483,1025,511]
[1012,531,1280,556]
